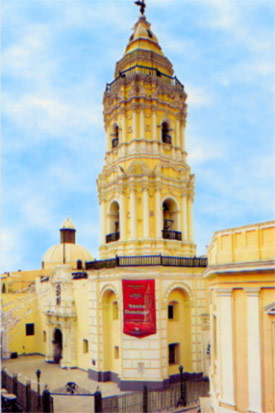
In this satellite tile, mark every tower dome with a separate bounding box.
[42,218,93,270]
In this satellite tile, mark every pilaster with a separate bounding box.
[218,288,235,408]
[245,288,262,413]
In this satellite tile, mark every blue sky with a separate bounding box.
[2,0,274,272]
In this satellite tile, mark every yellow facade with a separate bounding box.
[205,221,275,413]
[98,16,195,260]
[1,5,274,408]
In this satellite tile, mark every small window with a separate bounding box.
[168,343,179,365]
[43,331,47,343]
[83,339,89,353]
[168,305,174,319]
[113,301,118,320]
[56,284,61,305]
[2,284,6,293]
[77,260,83,270]
[112,125,119,148]
[114,346,119,359]
[147,29,153,38]
[26,323,35,336]
[168,301,178,320]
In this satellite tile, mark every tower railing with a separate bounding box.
[105,64,184,93]
[106,232,120,243]
[85,255,207,270]
[162,229,182,240]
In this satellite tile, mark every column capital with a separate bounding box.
[245,288,260,297]
[218,288,232,297]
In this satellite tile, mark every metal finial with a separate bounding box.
[135,0,146,15]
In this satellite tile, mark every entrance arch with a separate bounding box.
[53,328,63,364]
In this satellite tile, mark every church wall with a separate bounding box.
[73,278,90,371]
[87,265,208,390]
[2,292,45,358]
[206,221,275,412]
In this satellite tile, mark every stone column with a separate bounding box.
[182,196,188,241]
[180,121,185,150]
[218,289,235,408]
[119,192,125,240]
[140,109,145,139]
[143,188,149,238]
[130,189,136,239]
[133,111,137,140]
[246,288,262,413]
[155,189,162,238]
[152,110,157,140]
[187,198,194,242]
[99,200,106,245]
[45,322,53,362]
[176,119,180,148]
[122,110,126,143]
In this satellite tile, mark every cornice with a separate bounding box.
[203,259,275,279]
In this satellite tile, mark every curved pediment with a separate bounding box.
[126,160,152,176]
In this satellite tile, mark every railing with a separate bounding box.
[106,232,120,243]
[1,369,54,413]
[102,379,209,413]
[162,134,172,144]
[105,64,184,93]
[162,229,182,240]
[112,138,119,148]
[86,255,208,270]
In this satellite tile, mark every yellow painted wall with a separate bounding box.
[73,279,90,371]
[208,221,275,265]
[167,288,191,375]
[233,289,248,411]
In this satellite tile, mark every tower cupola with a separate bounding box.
[97,4,195,259]
[60,217,76,244]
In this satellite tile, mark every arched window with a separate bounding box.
[56,284,61,305]
[2,284,6,293]
[112,124,119,148]
[162,122,171,144]
[106,201,120,243]
[162,199,181,240]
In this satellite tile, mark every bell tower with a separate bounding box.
[97,7,196,259]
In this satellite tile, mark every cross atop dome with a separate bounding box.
[135,0,146,15]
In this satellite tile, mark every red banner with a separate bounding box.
[122,279,156,338]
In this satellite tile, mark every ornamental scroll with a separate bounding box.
[122,279,156,338]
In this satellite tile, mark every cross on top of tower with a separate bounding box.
[134,0,146,15]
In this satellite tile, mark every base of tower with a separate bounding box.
[99,239,197,260]
[88,368,207,391]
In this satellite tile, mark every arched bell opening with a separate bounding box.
[161,121,172,144]
[106,201,120,243]
[111,124,119,148]
[162,198,181,240]
[53,328,63,364]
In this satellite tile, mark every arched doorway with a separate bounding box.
[53,328,63,364]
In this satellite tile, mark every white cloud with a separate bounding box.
[3,92,102,141]
[186,85,213,106]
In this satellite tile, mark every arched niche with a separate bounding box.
[166,287,192,375]
[101,289,120,374]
